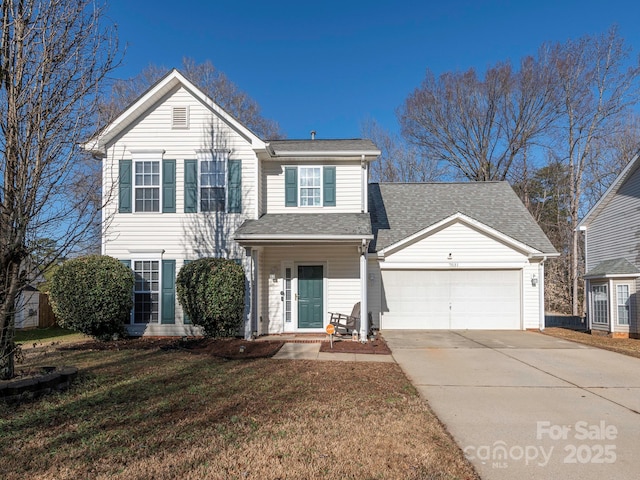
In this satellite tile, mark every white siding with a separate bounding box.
[101,86,257,337]
[522,262,542,329]
[383,221,529,266]
[259,245,361,334]
[261,160,362,213]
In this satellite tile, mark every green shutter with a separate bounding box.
[119,160,132,213]
[162,160,176,213]
[161,260,176,324]
[323,166,336,206]
[228,159,242,213]
[182,260,191,324]
[285,167,298,207]
[184,160,198,213]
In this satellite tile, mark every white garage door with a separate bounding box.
[381,270,521,329]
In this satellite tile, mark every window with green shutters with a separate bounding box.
[184,156,241,213]
[285,166,336,207]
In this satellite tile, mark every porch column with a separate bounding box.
[539,261,545,331]
[359,246,368,342]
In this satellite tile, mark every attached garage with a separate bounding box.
[368,183,559,331]
[380,269,521,329]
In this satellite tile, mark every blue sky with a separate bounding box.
[107,0,640,139]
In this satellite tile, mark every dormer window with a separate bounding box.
[172,106,189,129]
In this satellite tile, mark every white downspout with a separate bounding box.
[359,240,368,342]
[361,154,367,213]
[539,259,546,331]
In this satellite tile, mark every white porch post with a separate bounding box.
[359,245,368,342]
[539,261,545,331]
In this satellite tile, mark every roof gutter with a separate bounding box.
[235,234,374,243]
[266,150,381,158]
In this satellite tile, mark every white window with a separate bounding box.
[299,166,321,207]
[198,150,227,212]
[134,161,160,212]
[133,260,160,324]
[617,284,630,325]
[591,284,608,324]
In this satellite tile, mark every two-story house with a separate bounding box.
[86,69,557,338]
[578,153,640,338]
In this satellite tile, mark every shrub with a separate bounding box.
[177,258,245,337]
[49,255,134,341]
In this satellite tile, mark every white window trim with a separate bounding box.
[196,149,229,213]
[591,283,609,325]
[131,258,162,325]
[298,165,323,208]
[616,283,631,326]
[131,150,165,214]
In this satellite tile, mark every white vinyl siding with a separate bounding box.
[260,245,360,334]
[262,160,362,213]
[101,86,256,336]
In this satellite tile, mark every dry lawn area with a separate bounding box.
[1,342,478,480]
[543,327,640,359]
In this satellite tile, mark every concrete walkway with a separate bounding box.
[272,341,395,363]
[383,330,640,480]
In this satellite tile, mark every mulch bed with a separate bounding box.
[59,337,284,360]
[319,337,392,354]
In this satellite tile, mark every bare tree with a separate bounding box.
[0,0,120,379]
[102,58,284,140]
[360,118,444,182]
[549,26,640,316]
[399,56,559,181]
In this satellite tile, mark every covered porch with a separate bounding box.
[235,213,372,339]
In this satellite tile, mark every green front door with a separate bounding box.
[298,265,323,328]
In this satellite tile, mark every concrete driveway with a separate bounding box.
[383,330,640,480]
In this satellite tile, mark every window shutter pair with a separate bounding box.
[183,159,242,213]
[118,160,176,213]
[284,166,336,207]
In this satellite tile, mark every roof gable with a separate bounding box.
[85,69,265,155]
[379,212,543,258]
[369,182,558,255]
[579,153,640,228]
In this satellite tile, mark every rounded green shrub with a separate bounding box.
[177,258,245,337]
[49,255,134,341]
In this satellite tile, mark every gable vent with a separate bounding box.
[172,106,189,129]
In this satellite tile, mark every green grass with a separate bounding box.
[1,344,479,480]
[14,326,86,345]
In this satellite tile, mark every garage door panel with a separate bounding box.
[381,270,521,330]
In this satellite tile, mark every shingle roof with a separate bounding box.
[235,213,372,239]
[267,139,379,155]
[369,182,557,254]
[585,258,640,277]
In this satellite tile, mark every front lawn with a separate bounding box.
[543,327,640,359]
[14,326,86,346]
[1,343,478,480]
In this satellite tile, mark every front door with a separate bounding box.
[298,265,323,329]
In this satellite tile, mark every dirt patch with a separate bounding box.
[60,337,284,359]
[319,337,391,354]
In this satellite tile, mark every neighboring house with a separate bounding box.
[85,69,557,338]
[578,153,640,338]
